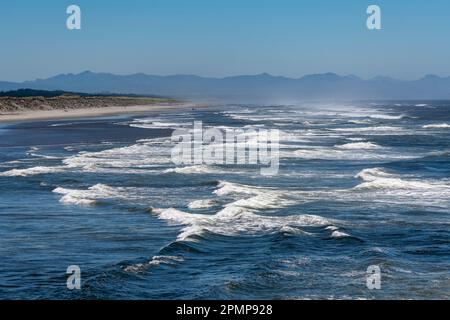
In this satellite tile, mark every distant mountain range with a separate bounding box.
[2,71,450,102]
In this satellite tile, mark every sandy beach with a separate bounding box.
[0,103,201,123]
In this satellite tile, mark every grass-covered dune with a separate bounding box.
[0,89,177,113]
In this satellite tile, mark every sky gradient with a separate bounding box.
[1,0,450,82]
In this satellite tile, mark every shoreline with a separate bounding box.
[0,103,202,123]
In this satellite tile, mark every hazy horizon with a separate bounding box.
[2,70,450,84]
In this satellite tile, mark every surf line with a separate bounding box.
[176,304,210,318]
[171,121,280,176]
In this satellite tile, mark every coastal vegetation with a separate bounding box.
[0,89,177,113]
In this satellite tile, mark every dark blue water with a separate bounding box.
[0,102,449,299]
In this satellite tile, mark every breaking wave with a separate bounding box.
[130,121,189,129]
[294,148,410,161]
[63,142,171,171]
[354,168,450,193]
[336,142,381,150]
[164,165,218,174]
[150,179,340,241]
[213,181,261,196]
[368,114,405,120]
[0,166,65,177]
[124,255,185,273]
[188,199,218,209]
[153,207,335,241]
[330,126,408,135]
[53,184,143,206]
[423,123,450,129]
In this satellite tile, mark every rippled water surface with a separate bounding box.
[0,102,449,299]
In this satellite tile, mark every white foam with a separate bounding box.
[124,255,184,272]
[28,153,61,160]
[60,195,97,206]
[63,142,171,171]
[369,114,405,120]
[164,165,217,174]
[355,168,392,181]
[336,142,381,150]
[53,184,139,206]
[53,186,98,206]
[188,199,217,209]
[154,207,335,241]
[294,148,410,161]
[130,121,188,129]
[155,208,206,225]
[0,166,65,177]
[330,126,408,135]
[348,119,372,124]
[221,109,255,115]
[224,193,296,210]
[215,180,299,211]
[223,114,272,121]
[331,230,351,238]
[213,181,260,196]
[50,121,87,127]
[354,168,450,192]
[148,177,340,241]
[423,123,450,129]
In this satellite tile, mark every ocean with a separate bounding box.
[0,102,449,299]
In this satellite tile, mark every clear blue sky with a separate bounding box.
[1,0,450,81]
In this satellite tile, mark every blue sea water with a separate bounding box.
[0,102,449,300]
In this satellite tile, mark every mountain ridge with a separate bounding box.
[2,71,450,102]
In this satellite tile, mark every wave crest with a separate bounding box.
[0,166,65,177]
[354,168,450,192]
[336,142,381,150]
[153,207,334,241]
[423,123,450,129]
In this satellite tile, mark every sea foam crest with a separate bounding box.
[213,181,261,196]
[188,199,218,209]
[368,114,405,120]
[153,206,334,241]
[152,179,333,240]
[336,142,381,150]
[213,181,305,209]
[422,123,450,129]
[0,166,65,177]
[53,184,137,206]
[164,165,218,174]
[63,142,171,171]
[354,168,450,192]
[124,255,185,273]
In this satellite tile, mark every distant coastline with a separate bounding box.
[3,71,450,101]
[0,89,191,122]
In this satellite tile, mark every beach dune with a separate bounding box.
[0,94,193,122]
